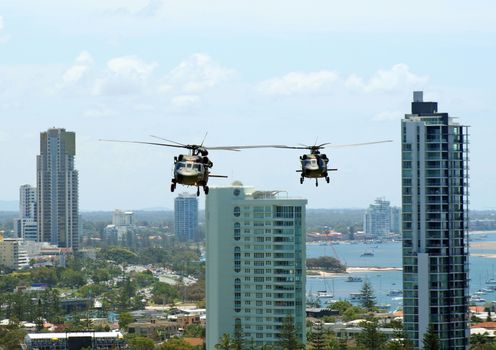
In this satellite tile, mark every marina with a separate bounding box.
[306,232,496,310]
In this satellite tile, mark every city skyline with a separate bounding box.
[1,1,494,211]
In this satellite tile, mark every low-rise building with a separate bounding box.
[0,237,28,270]
[127,319,179,341]
[24,331,125,350]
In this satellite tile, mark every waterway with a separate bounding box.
[306,232,496,310]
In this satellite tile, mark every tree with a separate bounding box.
[277,315,305,350]
[118,312,133,330]
[359,280,376,311]
[128,336,155,350]
[422,324,440,350]
[309,321,327,350]
[157,338,195,350]
[355,319,387,350]
[215,333,233,350]
[330,300,353,314]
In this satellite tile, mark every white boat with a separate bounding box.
[470,296,486,304]
[387,290,403,297]
[316,290,334,299]
[346,276,363,282]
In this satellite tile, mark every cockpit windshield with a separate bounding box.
[175,161,203,172]
[175,162,187,170]
[304,159,317,167]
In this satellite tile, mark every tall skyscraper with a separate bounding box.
[174,193,199,242]
[363,197,392,237]
[206,183,307,349]
[14,184,38,241]
[402,91,469,349]
[37,128,79,250]
[19,184,37,220]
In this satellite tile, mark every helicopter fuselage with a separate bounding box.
[298,153,337,186]
[171,154,216,195]
[300,154,329,178]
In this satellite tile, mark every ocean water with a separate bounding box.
[306,232,496,310]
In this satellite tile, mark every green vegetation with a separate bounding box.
[306,256,346,272]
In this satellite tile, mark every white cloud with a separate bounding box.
[258,71,339,96]
[171,94,200,108]
[258,64,427,96]
[345,64,428,93]
[62,51,94,84]
[164,53,235,93]
[92,56,158,96]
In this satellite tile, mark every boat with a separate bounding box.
[346,276,363,282]
[387,290,403,297]
[349,292,376,302]
[360,251,374,257]
[470,295,486,304]
[316,290,334,299]
[486,278,496,285]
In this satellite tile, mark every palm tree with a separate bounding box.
[215,333,234,350]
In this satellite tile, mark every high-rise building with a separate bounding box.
[105,209,135,243]
[14,184,38,241]
[402,91,469,349]
[390,206,402,235]
[112,209,134,227]
[37,128,79,250]
[175,193,199,242]
[19,184,37,220]
[363,198,391,237]
[206,183,307,349]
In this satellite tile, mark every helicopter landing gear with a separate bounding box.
[171,181,176,192]
[315,179,318,187]
[300,177,304,184]
[326,176,330,183]
[203,185,209,195]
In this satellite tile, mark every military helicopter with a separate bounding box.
[101,136,285,196]
[274,140,392,186]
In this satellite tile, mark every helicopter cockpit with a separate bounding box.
[303,159,318,168]
[175,162,204,172]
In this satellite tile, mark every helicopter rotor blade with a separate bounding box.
[200,132,208,147]
[323,140,393,149]
[100,139,186,149]
[149,135,187,147]
[206,144,290,151]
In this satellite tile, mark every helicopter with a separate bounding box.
[273,140,393,186]
[100,136,285,196]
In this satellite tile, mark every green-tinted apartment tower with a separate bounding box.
[206,184,307,349]
[402,92,469,349]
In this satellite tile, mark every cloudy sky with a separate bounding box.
[1,0,495,210]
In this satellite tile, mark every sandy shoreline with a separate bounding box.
[309,266,402,277]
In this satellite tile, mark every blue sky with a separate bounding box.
[0,0,495,210]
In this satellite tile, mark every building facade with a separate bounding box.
[402,91,469,349]
[37,128,79,250]
[14,184,38,241]
[364,198,392,237]
[0,238,29,270]
[206,184,307,349]
[175,193,199,242]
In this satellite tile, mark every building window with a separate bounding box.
[234,222,241,241]
[234,207,241,217]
